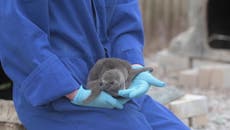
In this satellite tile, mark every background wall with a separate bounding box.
[139,0,189,55]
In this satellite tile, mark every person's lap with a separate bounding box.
[17,95,189,130]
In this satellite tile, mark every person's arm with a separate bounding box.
[107,0,165,99]
[109,0,144,65]
[0,1,79,106]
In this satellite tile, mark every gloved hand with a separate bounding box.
[71,85,123,109]
[118,65,166,99]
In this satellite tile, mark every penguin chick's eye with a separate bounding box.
[110,81,114,85]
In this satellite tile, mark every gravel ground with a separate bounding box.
[182,87,230,130]
[151,72,230,130]
[148,85,230,130]
[145,57,230,130]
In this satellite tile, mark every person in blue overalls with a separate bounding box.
[0,0,190,130]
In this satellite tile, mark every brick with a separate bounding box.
[0,100,20,124]
[179,69,199,88]
[196,65,230,88]
[180,118,189,127]
[210,65,230,88]
[192,59,227,68]
[169,94,208,119]
[0,100,25,130]
[197,66,213,88]
[0,123,25,130]
[191,114,208,129]
[154,50,190,76]
[148,86,185,105]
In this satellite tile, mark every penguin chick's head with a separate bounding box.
[100,69,125,92]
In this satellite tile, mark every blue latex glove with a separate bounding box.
[118,65,166,98]
[71,86,123,109]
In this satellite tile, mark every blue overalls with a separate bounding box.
[0,0,190,129]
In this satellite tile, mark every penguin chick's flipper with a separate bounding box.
[125,67,153,88]
[83,80,102,104]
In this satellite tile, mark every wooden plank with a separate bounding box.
[139,0,189,51]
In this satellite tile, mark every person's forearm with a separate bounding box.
[109,0,145,65]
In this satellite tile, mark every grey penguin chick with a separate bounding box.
[83,58,153,104]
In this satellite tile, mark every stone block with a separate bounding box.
[192,59,227,68]
[0,100,25,130]
[148,86,185,105]
[169,94,208,119]
[181,118,189,127]
[154,50,190,76]
[0,123,25,130]
[197,66,213,88]
[210,65,230,88]
[196,65,230,88]
[191,114,208,129]
[179,69,199,88]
